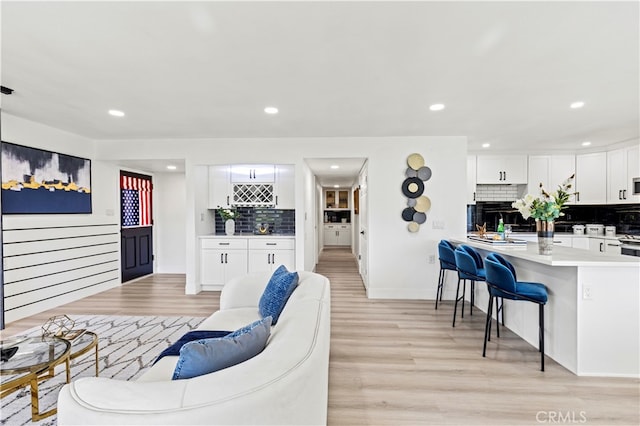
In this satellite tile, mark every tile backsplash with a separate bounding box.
[214,207,295,235]
[475,184,526,202]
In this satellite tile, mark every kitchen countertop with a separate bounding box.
[505,232,629,240]
[452,237,640,267]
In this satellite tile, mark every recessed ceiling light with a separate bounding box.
[264,106,278,114]
[570,101,585,109]
[166,165,177,170]
[330,165,339,169]
[333,185,339,188]
[482,143,491,148]
[581,141,591,146]
[429,103,445,111]
[108,109,125,117]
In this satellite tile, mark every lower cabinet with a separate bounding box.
[248,238,296,273]
[200,237,295,288]
[324,224,351,246]
[588,237,622,255]
[200,238,248,287]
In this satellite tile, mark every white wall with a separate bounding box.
[94,136,468,299]
[302,162,317,272]
[154,172,187,273]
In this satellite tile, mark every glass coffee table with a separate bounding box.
[1,336,71,421]
[65,331,99,377]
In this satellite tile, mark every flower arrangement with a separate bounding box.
[217,206,239,221]
[512,175,574,222]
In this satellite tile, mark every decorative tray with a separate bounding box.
[467,235,528,245]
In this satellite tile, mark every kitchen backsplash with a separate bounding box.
[474,184,526,202]
[214,207,295,235]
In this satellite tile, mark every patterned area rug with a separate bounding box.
[1,315,205,426]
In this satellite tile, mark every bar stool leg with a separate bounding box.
[452,277,462,327]
[470,281,475,315]
[461,279,467,319]
[435,269,444,310]
[483,295,494,357]
[540,303,545,372]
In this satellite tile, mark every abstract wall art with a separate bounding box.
[1,141,92,214]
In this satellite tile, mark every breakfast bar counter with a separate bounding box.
[451,238,640,377]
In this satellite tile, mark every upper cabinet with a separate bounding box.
[476,155,527,184]
[607,145,640,204]
[467,155,477,204]
[208,165,231,209]
[527,155,575,196]
[274,165,295,209]
[209,164,295,209]
[574,152,607,204]
[325,189,349,209]
[230,165,275,183]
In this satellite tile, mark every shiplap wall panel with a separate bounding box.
[3,244,118,270]
[3,234,117,257]
[4,256,119,292]
[2,218,121,323]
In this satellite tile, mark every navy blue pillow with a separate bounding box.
[258,265,299,325]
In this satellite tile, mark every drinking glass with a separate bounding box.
[504,224,512,240]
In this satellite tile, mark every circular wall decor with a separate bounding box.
[407,153,425,170]
[414,195,432,213]
[413,212,427,224]
[407,222,420,233]
[401,177,424,198]
[417,166,432,181]
[402,207,416,222]
[405,168,418,178]
[407,198,417,207]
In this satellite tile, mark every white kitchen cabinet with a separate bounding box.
[571,237,590,250]
[208,165,231,209]
[274,165,295,209]
[528,155,575,197]
[325,189,349,209]
[324,224,351,246]
[588,237,622,255]
[200,238,248,287]
[607,145,640,204]
[574,152,607,204]
[230,164,275,183]
[248,238,295,273]
[552,236,572,247]
[467,155,477,204]
[476,155,528,184]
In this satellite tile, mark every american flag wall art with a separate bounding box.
[121,174,152,227]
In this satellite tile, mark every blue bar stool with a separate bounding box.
[436,240,457,310]
[484,253,549,371]
[452,245,485,327]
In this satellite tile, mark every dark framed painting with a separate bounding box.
[1,141,92,214]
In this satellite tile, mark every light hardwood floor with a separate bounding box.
[2,247,638,425]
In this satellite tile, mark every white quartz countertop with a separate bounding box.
[199,234,295,239]
[509,232,627,240]
[451,238,640,267]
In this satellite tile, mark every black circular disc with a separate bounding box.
[402,207,416,222]
[401,177,424,198]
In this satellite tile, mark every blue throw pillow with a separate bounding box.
[258,265,299,325]
[172,316,272,380]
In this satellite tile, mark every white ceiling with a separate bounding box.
[1,1,638,185]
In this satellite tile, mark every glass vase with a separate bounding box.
[536,219,554,255]
[225,219,235,236]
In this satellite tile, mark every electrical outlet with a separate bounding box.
[582,286,592,300]
[200,213,205,222]
[432,220,446,230]
[428,255,436,264]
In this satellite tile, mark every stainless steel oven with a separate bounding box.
[619,236,640,257]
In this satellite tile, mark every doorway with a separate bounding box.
[120,171,153,282]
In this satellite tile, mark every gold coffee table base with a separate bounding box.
[1,337,71,422]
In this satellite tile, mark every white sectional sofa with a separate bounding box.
[57,270,331,425]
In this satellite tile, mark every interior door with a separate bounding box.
[358,163,369,289]
[120,171,153,282]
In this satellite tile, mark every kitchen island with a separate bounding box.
[451,238,640,377]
